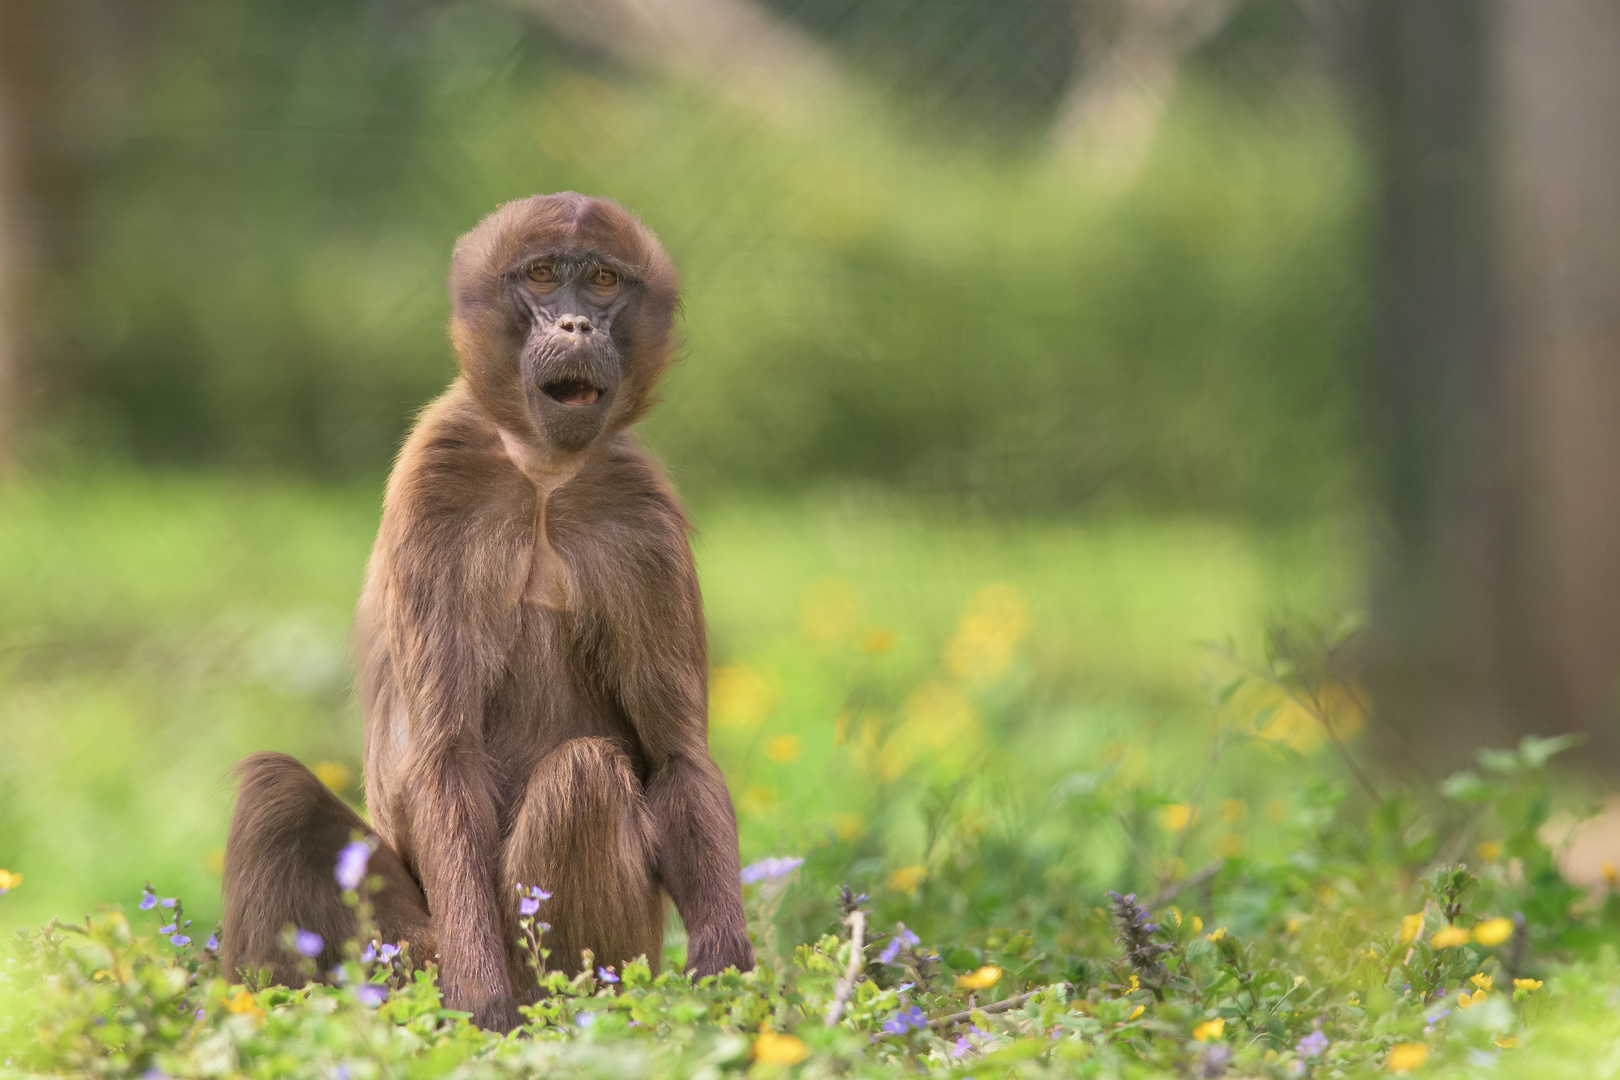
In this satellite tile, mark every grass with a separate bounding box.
[0,473,1353,938]
[11,473,1620,1076]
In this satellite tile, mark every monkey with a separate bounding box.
[220,193,755,1031]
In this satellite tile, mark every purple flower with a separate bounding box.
[355,983,388,1008]
[160,898,176,909]
[363,940,402,964]
[597,966,619,983]
[882,1005,929,1035]
[159,923,177,935]
[515,883,551,916]
[143,1069,171,1080]
[139,888,158,911]
[1295,1030,1329,1057]
[293,929,324,958]
[169,935,190,946]
[951,1036,973,1058]
[205,934,219,951]
[739,856,804,884]
[879,923,920,964]
[334,841,372,891]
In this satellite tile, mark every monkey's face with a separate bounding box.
[512,253,634,453]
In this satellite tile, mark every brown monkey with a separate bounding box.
[221,193,755,1030]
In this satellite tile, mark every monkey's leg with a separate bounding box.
[221,752,433,985]
[500,737,664,995]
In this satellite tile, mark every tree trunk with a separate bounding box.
[1366,0,1620,772]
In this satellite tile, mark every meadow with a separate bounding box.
[9,475,1620,1077]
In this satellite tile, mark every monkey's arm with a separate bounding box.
[605,522,753,976]
[384,509,520,1030]
[643,750,755,975]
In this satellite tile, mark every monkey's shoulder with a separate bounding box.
[554,437,690,537]
[384,393,532,524]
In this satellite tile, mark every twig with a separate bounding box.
[824,909,866,1027]
[1148,860,1223,909]
[926,982,1071,1029]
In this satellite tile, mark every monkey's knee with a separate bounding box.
[502,738,662,982]
[221,752,429,984]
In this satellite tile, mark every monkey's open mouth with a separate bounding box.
[542,379,603,407]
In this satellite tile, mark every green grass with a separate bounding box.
[0,474,1353,939]
[16,474,1620,1077]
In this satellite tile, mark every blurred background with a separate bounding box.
[1,0,1618,951]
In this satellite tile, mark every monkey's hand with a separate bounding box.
[467,992,524,1033]
[686,923,755,978]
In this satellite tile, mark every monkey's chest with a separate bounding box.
[519,532,571,609]
[483,605,647,812]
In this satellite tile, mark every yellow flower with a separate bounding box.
[1430,925,1470,949]
[1364,947,1379,961]
[1191,916,1204,935]
[1127,1004,1145,1021]
[0,869,22,894]
[943,584,1029,683]
[859,629,895,656]
[1513,978,1543,993]
[1286,917,1302,934]
[1398,912,1425,943]
[1473,917,1513,946]
[1469,973,1493,992]
[831,813,866,842]
[224,988,265,1020]
[1477,841,1502,863]
[1457,989,1486,1008]
[888,864,927,895]
[711,666,780,730]
[754,1030,811,1066]
[1158,803,1197,832]
[1387,1043,1428,1072]
[1495,1036,1519,1049]
[1205,927,1227,943]
[956,966,1002,991]
[765,734,802,764]
[1219,799,1248,823]
[1128,974,1140,991]
[1192,1017,1226,1042]
[312,760,352,792]
[1604,861,1619,887]
[1215,834,1246,858]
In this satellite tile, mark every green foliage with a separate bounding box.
[9,478,1620,1075]
[38,0,1365,515]
[1,726,1614,1077]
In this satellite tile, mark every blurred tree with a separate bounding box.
[1050,0,1237,186]
[0,0,155,472]
[1366,0,1620,770]
[510,0,843,130]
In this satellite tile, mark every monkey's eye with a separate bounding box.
[590,267,620,289]
[527,263,557,285]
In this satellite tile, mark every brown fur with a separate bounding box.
[220,194,753,1030]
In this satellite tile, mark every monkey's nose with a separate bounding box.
[556,315,593,334]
